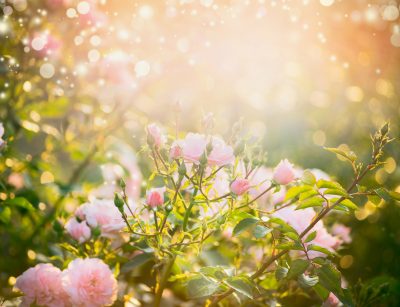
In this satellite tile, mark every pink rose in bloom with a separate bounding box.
[15,263,69,307]
[230,178,251,195]
[273,159,295,185]
[181,133,207,163]
[332,223,352,244]
[62,258,118,307]
[82,199,126,236]
[170,140,183,159]
[147,123,166,147]
[146,187,166,207]
[65,218,91,243]
[208,136,235,166]
[308,225,340,258]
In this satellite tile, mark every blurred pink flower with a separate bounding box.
[332,223,352,245]
[147,123,166,148]
[273,159,295,185]
[208,136,235,166]
[181,133,207,164]
[15,263,69,307]
[65,218,91,243]
[230,178,250,195]
[146,187,165,207]
[170,140,183,159]
[323,292,340,307]
[7,172,24,189]
[62,258,118,307]
[82,199,125,236]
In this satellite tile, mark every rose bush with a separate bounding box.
[7,121,398,307]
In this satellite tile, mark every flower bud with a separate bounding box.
[146,123,165,148]
[165,204,173,212]
[199,152,208,167]
[230,178,251,196]
[114,193,125,213]
[273,159,295,185]
[206,141,213,154]
[146,187,165,208]
[119,178,126,189]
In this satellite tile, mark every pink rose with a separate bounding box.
[65,218,91,243]
[273,159,295,185]
[147,123,166,148]
[62,258,118,307]
[170,140,183,159]
[82,199,126,236]
[207,136,235,166]
[146,187,165,207]
[332,223,352,244]
[230,178,251,195]
[15,263,69,307]
[181,133,207,163]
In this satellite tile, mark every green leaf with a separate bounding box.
[3,197,35,211]
[276,242,303,251]
[253,225,272,238]
[275,266,288,281]
[388,191,400,201]
[340,199,358,210]
[298,274,319,288]
[225,276,254,299]
[324,188,348,197]
[121,252,154,273]
[233,218,259,236]
[324,147,357,162]
[304,231,317,243]
[285,185,313,201]
[299,189,319,201]
[187,275,220,298]
[287,259,309,279]
[313,283,330,301]
[296,196,325,210]
[317,180,344,190]
[302,170,316,185]
[375,188,392,202]
[285,231,300,241]
[200,266,228,280]
[307,244,332,256]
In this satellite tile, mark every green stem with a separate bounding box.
[182,187,198,231]
[154,255,176,307]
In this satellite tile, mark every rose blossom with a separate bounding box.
[62,258,118,307]
[65,217,91,243]
[181,133,207,163]
[332,223,352,244]
[273,159,295,185]
[170,140,183,159]
[207,136,235,166]
[146,187,165,207]
[82,199,126,236]
[147,123,166,148]
[15,263,69,307]
[230,178,251,195]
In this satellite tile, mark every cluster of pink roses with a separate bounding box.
[15,258,118,307]
[65,198,126,243]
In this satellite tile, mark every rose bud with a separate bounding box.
[146,123,166,148]
[146,187,166,208]
[230,178,251,195]
[273,159,295,185]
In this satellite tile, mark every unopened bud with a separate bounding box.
[119,178,126,189]
[178,162,187,177]
[165,204,173,212]
[206,141,213,154]
[114,193,124,213]
[200,152,208,166]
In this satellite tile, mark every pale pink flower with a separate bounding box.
[7,172,24,189]
[248,166,273,206]
[273,206,339,258]
[65,218,91,243]
[62,258,118,307]
[82,199,125,236]
[147,123,166,147]
[15,263,69,307]
[208,170,230,200]
[181,133,207,163]
[170,140,183,159]
[75,205,86,221]
[146,187,166,207]
[208,136,235,166]
[332,223,352,244]
[323,292,340,307]
[273,159,295,185]
[230,178,251,195]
